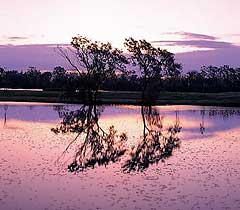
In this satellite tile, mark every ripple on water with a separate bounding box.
[1,105,240,210]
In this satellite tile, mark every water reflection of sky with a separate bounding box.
[1,103,240,141]
[1,103,240,210]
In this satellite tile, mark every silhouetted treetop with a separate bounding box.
[124,37,182,79]
[124,37,182,102]
[58,35,130,101]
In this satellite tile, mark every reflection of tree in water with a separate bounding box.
[122,106,181,173]
[53,105,67,118]
[208,108,240,119]
[28,105,34,111]
[199,108,240,134]
[185,108,240,134]
[3,105,8,126]
[200,109,206,134]
[52,104,127,172]
[52,105,182,173]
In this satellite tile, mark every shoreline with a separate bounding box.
[1,90,240,107]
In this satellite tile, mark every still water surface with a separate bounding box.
[0,102,240,210]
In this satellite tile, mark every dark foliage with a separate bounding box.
[122,106,181,172]
[52,104,182,173]
[1,65,240,93]
[52,104,127,171]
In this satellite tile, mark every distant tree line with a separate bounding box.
[1,36,240,95]
[1,64,240,92]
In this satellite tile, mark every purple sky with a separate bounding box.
[1,40,239,72]
[0,0,240,71]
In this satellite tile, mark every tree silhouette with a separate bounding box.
[51,66,67,89]
[0,67,5,87]
[52,104,127,171]
[52,102,183,173]
[122,106,181,172]
[24,67,41,88]
[124,37,182,102]
[58,36,129,102]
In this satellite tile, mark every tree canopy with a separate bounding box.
[59,36,129,100]
[124,37,182,101]
[1,36,240,95]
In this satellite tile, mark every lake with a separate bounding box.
[1,102,240,210]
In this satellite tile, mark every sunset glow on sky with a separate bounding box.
[0,0,240,70]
